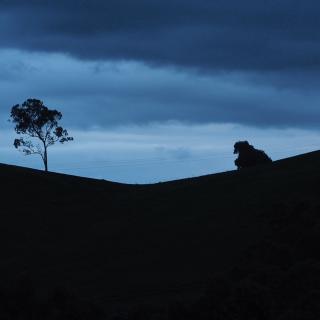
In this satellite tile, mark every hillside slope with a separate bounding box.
[1,151,320,312]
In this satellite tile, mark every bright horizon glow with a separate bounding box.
[1,123,319,183]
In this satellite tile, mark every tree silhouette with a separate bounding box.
[234,141,272,169]
[10,99,73,172]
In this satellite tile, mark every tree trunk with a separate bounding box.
[43,147,48,172]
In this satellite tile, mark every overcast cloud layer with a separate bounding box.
[0,0,320,128]
[1,50,320,129]
[1,0,320,71]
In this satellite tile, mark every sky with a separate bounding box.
[0,0,319,183]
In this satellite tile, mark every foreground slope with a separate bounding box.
[1,151,320,310]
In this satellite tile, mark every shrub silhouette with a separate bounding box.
[234,141,272,169]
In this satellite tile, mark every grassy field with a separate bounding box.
[1,150,320,318]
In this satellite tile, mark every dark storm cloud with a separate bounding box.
[1,1,320,130]
[1,0,320,71]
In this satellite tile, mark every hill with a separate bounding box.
[1,150,320,318]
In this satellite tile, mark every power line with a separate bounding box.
[51,145,319,171]
[54,154,234,171]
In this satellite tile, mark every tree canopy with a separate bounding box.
[234,141,272,169]
[10,99,73,171]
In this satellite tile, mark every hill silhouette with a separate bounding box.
[1,151,320,318]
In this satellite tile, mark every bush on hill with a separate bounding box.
[234,141,272,169]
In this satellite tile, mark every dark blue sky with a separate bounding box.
[0,0,319,182]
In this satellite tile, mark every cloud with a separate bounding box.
[1,50,320,129]
[1,0,320,72]
[1,1,320,131]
